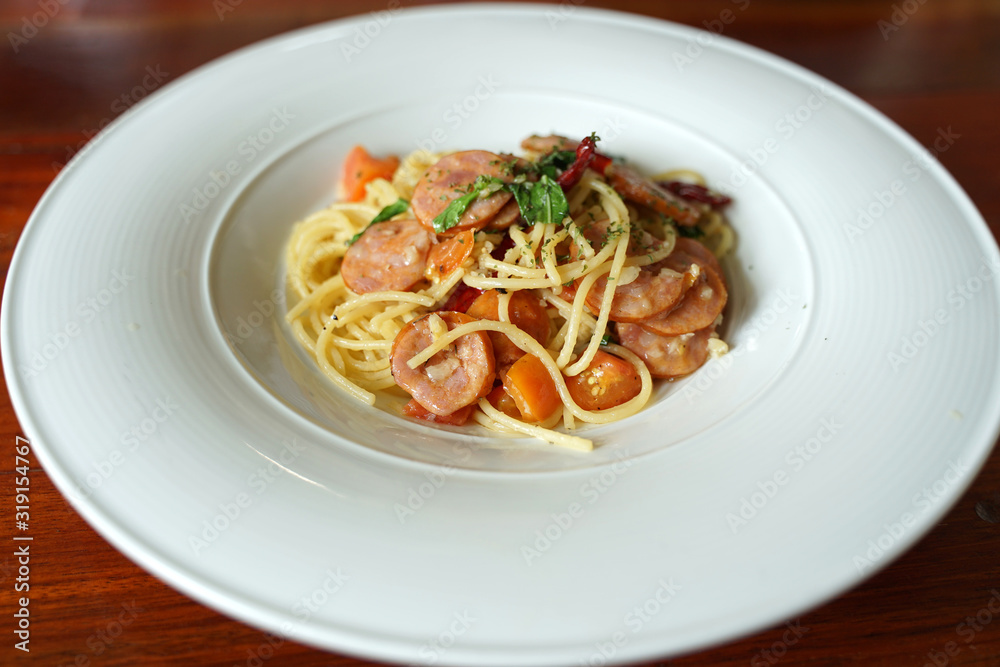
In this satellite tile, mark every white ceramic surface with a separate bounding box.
[4,5,999,665]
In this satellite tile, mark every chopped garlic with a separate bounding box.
[402,245,419,265]
[425,356,460,383]
[707,338,729,358]
[427,313,447,340]
[656,267,683,279]
[617,266,641,286]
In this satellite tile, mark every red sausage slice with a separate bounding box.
[604,162,702,226]
[617,323,714,378]
[639,237,727,335]
[572,219,694,323]
[402,399,475,426]
[640,264,727,336]
[669,237,724,279]
[487,199,521,231]
[341,218,434,294]
[411,151,514,236]
[390,311,495,416]
[520,134,576,154]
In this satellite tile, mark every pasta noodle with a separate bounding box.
[285,135,735,450]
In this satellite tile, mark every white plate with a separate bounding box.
[4,4,1000,665]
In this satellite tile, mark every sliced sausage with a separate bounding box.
[487,198,521,231]
[617,323,714,378]
[581,257,694,323]
[390,311,495,416]
[604,161,703,226]
[466,289,551,366]
[639,263,727,336]
[411,150,514,235]
[341,218,434,294]
[572,219,694,323]
[638,237,727,335]
[402,399,475,426]
[669,237,724,278]
[520,134,576,154]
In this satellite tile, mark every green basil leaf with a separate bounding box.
[528,174,570,226]
[346,198,409,246]
[431,176,505,234]
[371,198,409,224]
[507,181,532,220]
[431,189,481,234]
[507,175,569,227]
[536,149,576,169]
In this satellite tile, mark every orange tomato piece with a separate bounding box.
[502,353,561,423]
[486,385,522,420]
[564,350,642,411]
[340,145,400,202]
[425,230,476,281]
[466,289,551,366]
[401,399,475,426]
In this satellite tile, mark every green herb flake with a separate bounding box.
[677,225,705,239]
[533,149,576,180]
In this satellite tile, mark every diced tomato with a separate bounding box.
[441,284,483,314]
[564,350,641,411]
[340,145,400,202]
[502,353,561,423]
[466,289,551,366]
[486,385,522,419]
[401,399,475,426]
[425,230,476,281]
[558,281,578,303]
[491,233,516,259]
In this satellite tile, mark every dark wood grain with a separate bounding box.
[2,1,999,665]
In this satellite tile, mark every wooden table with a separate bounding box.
[2,1,999,665]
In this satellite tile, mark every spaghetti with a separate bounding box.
[284,135,734,450]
